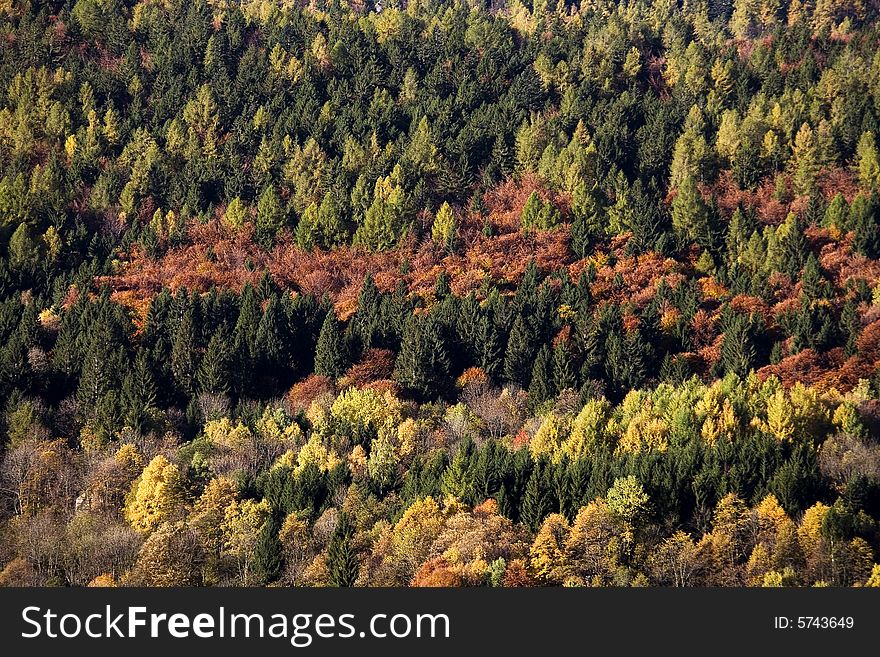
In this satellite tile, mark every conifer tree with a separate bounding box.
[431,201,457,252]
[253,516,283,585]
[552,341,577,393]
[521,462,552,533]
[326,514,358,587]
[197,327,232,394]
[171,309,198,398]
[394,314,450,400]
[504,314,534,387]
[256,185,285,247]
[720,312,757,378]
[671,175,709,245]
[122,351,159,432]
[315,310,347,379]
[840,300,860,357]
[528,344,553,408]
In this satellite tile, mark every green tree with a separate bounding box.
[253,516,283,585]
[326,514,358,587]
[671,175,709,245]
[197,328,232,395]
[256,185,285,247]
[314,310,347,379]
[394,314,450,400]
[431,201,457,252]
[528,344,553,408]
[856,131,880,190]
[504,315,535,387]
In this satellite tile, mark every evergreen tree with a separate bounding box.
[852,193,880,258]
[122,351,158,433]
[394,314,451,401]
[253,517,283,585]
[256,185,285,248]
[520,462,552,533]
[171,309,198,398]
[671,175,709,245]
[326,514,358,587]
[528,344,553,408]
[720,312,757,378]
[197,327,232,395]
[478,314,503,381]
[504,314,534,387]
[840,300,860,357]
[315,310,347,379]
[552,341,577,393]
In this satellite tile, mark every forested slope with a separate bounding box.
[1,0,880,586]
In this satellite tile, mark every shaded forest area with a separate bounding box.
[2,0,880,586]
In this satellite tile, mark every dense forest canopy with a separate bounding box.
[1,0,880,587]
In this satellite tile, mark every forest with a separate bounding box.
[1,0,880,587]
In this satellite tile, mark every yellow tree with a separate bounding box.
[124,455,186,534]
[529,513,571,584]
[221,498,271,585]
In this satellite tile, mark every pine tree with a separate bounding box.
[353,274,382,350]
[394,314,451,400]
[122,351,158,433]
[720,312,756,377]
[256,295,287,376]
[315,310,347,379]
[800,253,828,302]
[253,516,283,585]
[197,327,232,394]
[552,341,577,393]
[528,344,553,408]
[256,185,285,247]
[504,314,534,387]
[479,314,503,381]
[792,123,819,197]
[852,193,880,258]
[782,213,808,278]
[171,309,198,398]
[520,191,543,229]
[671,175,709,245]
[840,300,860,357]
[520,462,552,533]
[823,193,848,230]
[326,514,358,587]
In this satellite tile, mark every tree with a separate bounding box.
[504,315,534,387]
[125,455,186,534]
[253,516,283,585]
[529,513,571,584]
[394,314,450,400]
[791,123,819,197]
[122,352,159,433]
[528,345,553,408]
[720,313,757,378]
[851,193,880,258]
[197,328,232,395]
[128,521,204,586]
[354,169,408,251]
[671,175,709,245]
[314,311,347,379]
[520,463,552,533]
[431,201,457,252]
[855,131,880,190]
[552,342,577,394]
[256,185,285,247]
[326,514,358,587]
